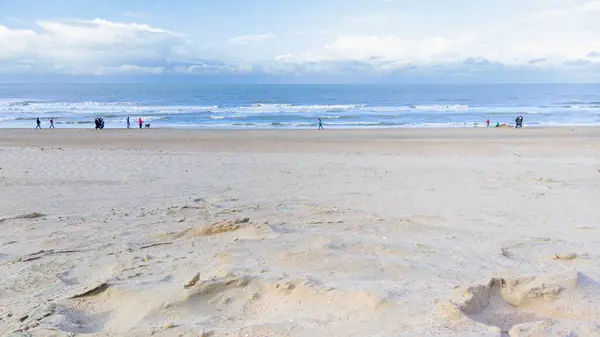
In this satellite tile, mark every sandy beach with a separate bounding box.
[1,127,600,336]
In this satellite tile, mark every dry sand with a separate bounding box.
[1,127,600,336]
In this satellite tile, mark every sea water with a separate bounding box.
[1,83,599,128]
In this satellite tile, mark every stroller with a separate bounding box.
[515,116,523,128]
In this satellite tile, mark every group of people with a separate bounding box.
[34,116,524,130]
[35,118,54,129]
[34,117,145,129]
[94,118,105,130]
[125,117,145,129]
[515,116,524,128]
[98,117,144,129]
[484,116,525,128]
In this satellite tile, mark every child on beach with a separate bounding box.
[49,119,55,128]
[318,118,323,130]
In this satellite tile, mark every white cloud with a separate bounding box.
[579,0,600,12]
[507,38,600,62]
[95,65,165,75]
[0,18,191,75]
[174,62,253,75]
[0,9,599,82]
[278,34,471,65]
[526,0,600,19]
[228,33,275,45]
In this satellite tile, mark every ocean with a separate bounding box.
[1,83,599,129]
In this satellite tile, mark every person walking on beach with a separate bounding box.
[515,116,523,128]
[127,116,130,129]
[138,117,143,129]
[486,119,490,127]
[36,118,41,129]
[317,118,324,130]
[49,118,55,128]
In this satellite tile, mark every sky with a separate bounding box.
[1,0,600,83]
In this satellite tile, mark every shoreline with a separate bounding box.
[1,123,597,130]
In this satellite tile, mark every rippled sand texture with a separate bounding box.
[1,128,600,336]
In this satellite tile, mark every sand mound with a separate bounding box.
[49,284,165,334]
[439,272,600,335]
[509,320,600,337]
[171,218,251,239]
[26,271,391,335]
[0,212,45,223]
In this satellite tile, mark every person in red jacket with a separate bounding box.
[138,117,143,129]
[486,119,490,127]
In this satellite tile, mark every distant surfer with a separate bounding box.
[36,118,41,129]
[317,118,323,130]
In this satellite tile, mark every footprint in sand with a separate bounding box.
[438,271,600,336]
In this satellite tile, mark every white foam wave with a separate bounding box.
[0,101,218,115]
[410,104,469,110]
[226,104,368,114]
[136,116,165,122]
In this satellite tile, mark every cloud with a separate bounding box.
[0,15,599,83]
[526,0,600,19]
[256,56,600,83]
[96,65,165,75]
[587,51,600,58]
[580,0,600,12]
[0,19,269,77]
[524,9,566,20]
[277,34,471,65]
[563,59,592,66]
[264,30,600,81]
[528,58,547,64]
[173,62,253,75]
[0,18,217,75]
[228,33,275,45]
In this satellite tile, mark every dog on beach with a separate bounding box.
[145,123,151,128]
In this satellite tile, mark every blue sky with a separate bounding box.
[1,0,600,83]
